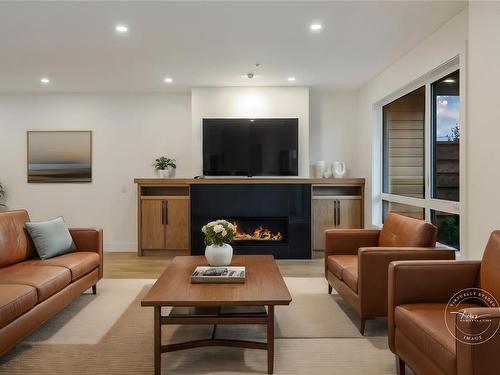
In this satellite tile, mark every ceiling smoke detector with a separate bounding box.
[247,73,254,79]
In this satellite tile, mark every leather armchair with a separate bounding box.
[388,231,500,375]
[325,213,455,334]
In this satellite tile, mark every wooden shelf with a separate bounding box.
[135,177,365,185]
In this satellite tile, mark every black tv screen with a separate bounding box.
[203,118,298,176]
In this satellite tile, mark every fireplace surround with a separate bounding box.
[190,184,311,259]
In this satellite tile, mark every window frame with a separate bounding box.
[376,58,464,250]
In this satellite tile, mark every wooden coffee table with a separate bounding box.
[141,255,292,374]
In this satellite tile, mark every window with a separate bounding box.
[383,201,425,221]
[383,86,425,199]
[431,210,459,249]
[381,67,461,250]
[432,71,460,201]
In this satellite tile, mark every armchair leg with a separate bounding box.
[92,285,97,295]
[396,356,406,375]
[359,318,366,335]
[328,284,332,294]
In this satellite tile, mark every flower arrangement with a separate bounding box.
[202,220,235,246]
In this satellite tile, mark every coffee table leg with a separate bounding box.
[154,306,161,375]
[267,305,274,374]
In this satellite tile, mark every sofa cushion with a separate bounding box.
[0,210,37,268]
[25,217,76,260]
[342,266,358,293]
[379,213,436,248]
[327,255,358,280]
[0,262,71,302]
[395,303,480,375]
[32,252,99,281]
[0,284,38,329]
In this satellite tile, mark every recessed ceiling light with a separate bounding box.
[40,77,50,84]
[115,24,128,34]
[310,23,322,31]
[443,78,456,83]
[164,77,173,83]
[288,77,296,82]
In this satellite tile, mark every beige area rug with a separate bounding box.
[0,277,400,374]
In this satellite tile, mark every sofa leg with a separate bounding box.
[328,284,332,294]
[396,356,405,375]
[359,318,366,335]
[92,285,97,295]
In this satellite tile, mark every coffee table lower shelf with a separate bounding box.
[153,305,275,374]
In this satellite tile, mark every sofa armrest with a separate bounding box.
[456,307,500,375]
[387,260,481,352]
[325,229,380,257]
[69,228,103,278]
[358,247,455,316]
[359,247,455,297]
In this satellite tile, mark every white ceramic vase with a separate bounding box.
[168,168,176,178]
[313,161,326,178]
[333,161,347,178]
[158,169,168,178]
[205,243,233,266]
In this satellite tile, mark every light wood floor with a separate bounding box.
[103,251,324,279]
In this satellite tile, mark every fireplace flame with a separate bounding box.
[233,222,283,241]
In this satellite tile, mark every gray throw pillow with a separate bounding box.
[26,217,76,260]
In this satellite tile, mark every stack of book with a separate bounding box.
[191,266,246,283]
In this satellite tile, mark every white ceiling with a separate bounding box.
[0,1,466,93]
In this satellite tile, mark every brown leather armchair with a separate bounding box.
[325,213,455,334]
[388,231,500,375]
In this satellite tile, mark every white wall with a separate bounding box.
[191,87,310,177]
[356,9,468,229]
[466,2,500,259]
[309,90,358,177]
[0,88,363,252]
[0,93,191,250]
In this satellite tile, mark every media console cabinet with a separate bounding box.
[134,178,365,259]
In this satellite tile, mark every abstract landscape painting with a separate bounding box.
[27,131,92,183]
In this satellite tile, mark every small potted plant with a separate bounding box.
[152,157,176,178]
[202,220,236,266]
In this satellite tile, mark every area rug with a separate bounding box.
[0,277,399,374]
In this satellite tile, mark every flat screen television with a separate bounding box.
[203,118,298,176]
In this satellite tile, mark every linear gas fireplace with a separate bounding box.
[231,218,287,245]
[190,184,311,259]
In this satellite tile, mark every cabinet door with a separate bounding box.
[141,200,165,249]
[164,198,190,250]
[312,199,337,251]
[337,199,362,229]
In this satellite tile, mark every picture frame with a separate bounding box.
[27,130,92,183]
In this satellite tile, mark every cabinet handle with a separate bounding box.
[161,201,167,225]
[337,200,341,226]
[165,201,169,225]
[334,200,338,227]
[334,200,340,226]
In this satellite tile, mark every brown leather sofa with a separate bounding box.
[325,212,455,334]
[0,209,103,356]
[389,231,500,375]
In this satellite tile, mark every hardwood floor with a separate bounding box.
[103,251,324,279]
